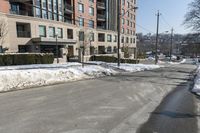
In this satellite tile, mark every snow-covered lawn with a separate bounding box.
[0,62,161,92]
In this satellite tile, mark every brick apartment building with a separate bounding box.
[0,0,137,60]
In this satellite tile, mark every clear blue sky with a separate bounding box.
[136,0,192,34]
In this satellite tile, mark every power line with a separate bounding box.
[161,15,172,29]
[136,23,154,34]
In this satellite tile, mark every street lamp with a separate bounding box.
[117,1,138,67]
[55,31,59,64]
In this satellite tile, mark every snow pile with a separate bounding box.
[0,63,116,92]
[0,62,161,92]
[107,63,161,72]
[87,61,161,72]
[192,66,200,94]
[168,59,186,65]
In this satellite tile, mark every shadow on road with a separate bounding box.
[136,81,198,133]
[151,110,200,119]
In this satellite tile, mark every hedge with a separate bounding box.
[90,55,139,64]
[0,53,54,66]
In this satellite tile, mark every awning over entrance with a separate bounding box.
[32,37,76,45]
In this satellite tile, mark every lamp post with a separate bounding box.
[55,31,59,64]
[117,1,138,67]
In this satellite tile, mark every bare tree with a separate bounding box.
[0,18,8,52]
[183,0,200,31]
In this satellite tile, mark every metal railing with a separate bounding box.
[64,4,73,12]
[97,2,106,8]
[10,9,33,16]
[97,14,106,19]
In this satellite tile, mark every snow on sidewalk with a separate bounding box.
[0,62,161,92]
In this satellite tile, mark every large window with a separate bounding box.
[78,3,84,13]
[48,0,53,20]
[39,25,46,37]
[16,23,31,38]
[89,7,94,16]
[88,20,94,28]
[67,29,73,39]
[98,33,105,42]
[107,34,112,42]
[79,17,84,26]
[42,0,48,19]
[35,0,41,18]
[49,26,55,37]
[57,28,63,38]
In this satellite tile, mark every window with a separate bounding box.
[121,36,124,43]
[49,26,55,37]
[88,20,94,28]
[89,0,94,3]
[114,35,117,42]
[53,0,58,20]
[127,29,129,34]
[122,0,125,5]
[67,29,73,39]
[79,17,84,26]
[90,33,94,41]
[98,33,105,42]
[126,37,129,43]
[78,3,84,13]
[48,0,53,20]
[39,25,46,37]
[57,28,63,38]
[107,34,112,42]
[89,7,94,16]
[16,23,31,38]
[42,0,48,19]
[35,0,41,18]
[130,38,133,43]
[122,28,124,34]
[122,19,124,24]
[79,31,84,41]
[107,46,112,53]
[127,20,129,26]
[127,2,130,8]
[122,9,125,16]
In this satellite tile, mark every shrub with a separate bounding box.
[0,53,54,66]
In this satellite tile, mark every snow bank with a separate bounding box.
[107,63,161,72]
[0,64,116,92]
[192,66,200,94]
[0,62,161,92]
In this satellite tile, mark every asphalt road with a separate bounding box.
[0,63,197,133]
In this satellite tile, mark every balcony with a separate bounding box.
[97,14,106,21]
[97,2,106,9]
[9,0,32,2]
[64,4,73,14]
[10,9,33,16]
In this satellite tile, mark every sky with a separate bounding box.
[136,0,192,35]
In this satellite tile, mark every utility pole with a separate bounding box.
[170,28,174,62]
[117,0,121,67]
[155,10,161,64]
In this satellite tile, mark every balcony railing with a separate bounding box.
[97,2,106,9]
[10,9,33,16]
[64,4,73,14]
[97,14,106,21]
[17,31,31,38]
